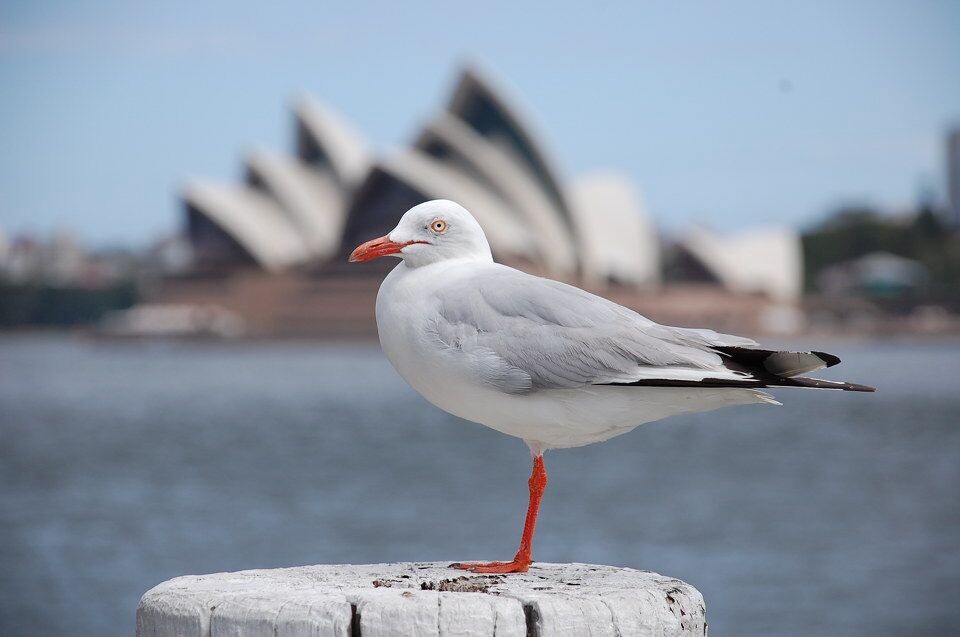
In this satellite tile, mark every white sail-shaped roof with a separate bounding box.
[569,173,661,286]
[245,149,347,260]
[415,114,577,276]
[183,181,309,272]
[447,66,573,227]
[294,98,370,189]
[680,226,802,301]
[341,150,537,262]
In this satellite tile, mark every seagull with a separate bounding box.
[349,199,874,574]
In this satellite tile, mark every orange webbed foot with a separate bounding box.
[448,560,531,574]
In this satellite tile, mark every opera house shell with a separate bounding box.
[185,98,369,272]
[171,66,801,337]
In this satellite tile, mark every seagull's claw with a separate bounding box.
[448,560,531,574]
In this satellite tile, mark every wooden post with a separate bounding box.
[136,562,706,636]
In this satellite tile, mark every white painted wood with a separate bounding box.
[137,562,706,636]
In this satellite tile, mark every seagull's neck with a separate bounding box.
[400,254,493,271]
[386,256,496,290]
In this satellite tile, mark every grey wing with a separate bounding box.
[428,266,761,395]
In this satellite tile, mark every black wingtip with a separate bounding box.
[812,350,842,367]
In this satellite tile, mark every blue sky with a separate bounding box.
[2,1,959,246]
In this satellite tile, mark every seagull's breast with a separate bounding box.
[375,262,497,422]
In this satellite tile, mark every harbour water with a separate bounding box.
[1,335,958,636]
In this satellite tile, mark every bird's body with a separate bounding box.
[350,199,873,573]
[376,258,773,451]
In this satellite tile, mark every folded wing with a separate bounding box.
[429,266,874,395]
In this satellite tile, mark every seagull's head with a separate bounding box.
[349,199,493,267]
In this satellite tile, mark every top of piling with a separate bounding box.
[136,561,706,636]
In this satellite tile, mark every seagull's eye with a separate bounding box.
[429,219,448,234]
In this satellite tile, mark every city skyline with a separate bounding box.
[2,0,959,246]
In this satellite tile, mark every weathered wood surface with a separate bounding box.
[137,562,706,636]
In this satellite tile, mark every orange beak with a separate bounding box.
[348,235,428,262]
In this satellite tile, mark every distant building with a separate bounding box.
[817,251,926,300]
[568,173,661,286]
[340,151,539,268]
[185,99,369,272]
[346,66,585,276]
[446,68,574,227]
[948,128,960,228]
[164,65,806,338]
[181,66,665,285]
[413,112,577,275]
[668,226,803,302]
[0,231,91,286]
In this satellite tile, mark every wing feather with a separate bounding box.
[430,266,754,394]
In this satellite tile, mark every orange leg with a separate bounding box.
[451,454,547,574]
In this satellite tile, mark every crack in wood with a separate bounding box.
[349,603,360,637]
[523,602,539,637]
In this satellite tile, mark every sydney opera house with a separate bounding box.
[151,67,801,338]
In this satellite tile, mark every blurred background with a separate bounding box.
[1,1,958,635]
